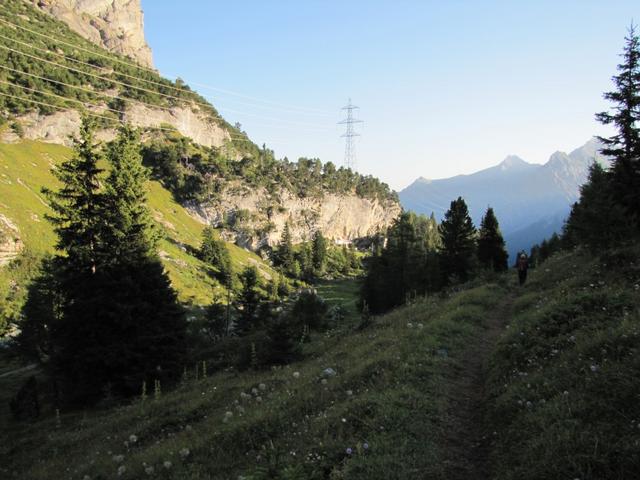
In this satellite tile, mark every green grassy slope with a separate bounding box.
[0,271,505,479]
[487,246,640,479]
[0,139,275,306]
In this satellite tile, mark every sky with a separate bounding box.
[141,1,639,191]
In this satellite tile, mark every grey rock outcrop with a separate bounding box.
[188,182,401,250]
[31,0,154,68]
[0,214,23,266]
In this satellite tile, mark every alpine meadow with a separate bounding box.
[1,1,639,479]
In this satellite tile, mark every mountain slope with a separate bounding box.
[29,0,154,67]
[0,139,275,305]
[3,246,637,479]
[399,138,609,258]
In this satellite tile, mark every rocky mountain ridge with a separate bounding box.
[29,0,153,67]
[400,138,609,258]
[188,183,401,250]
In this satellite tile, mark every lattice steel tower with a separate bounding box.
[339,98,363,170]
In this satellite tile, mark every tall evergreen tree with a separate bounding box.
[235,266,261,335]
[275,223,295,272]
[596,24,640,223]
[43,118,103,274]
[200,225,233,285]
[439,197,477,283]
[564,163,628,250]
[43,122,185,404]
[477,207,508,272]
[311,230,327,274]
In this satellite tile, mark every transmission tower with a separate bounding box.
[338,98,363,170]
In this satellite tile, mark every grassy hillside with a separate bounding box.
[2,244,638,479]
[1,275,506,479]
[0,139,276,307]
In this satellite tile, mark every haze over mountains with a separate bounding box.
[399,138,609,259]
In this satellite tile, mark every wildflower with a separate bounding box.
[417,323,424,329]
[185,425,193,432]
[256,396,262,403]
[346,390,353,396]
[83,476,91,480]
[240,392,250,400]
[341,418,347,423]
[251,387,259,395]
[180,448,190,458]
[363,442,369,450]
[129,434,138,444]
[113,455,125,463]
[144,466,155,475]
[259,383,267,391]
[346,447,353,455]
[590,364,599,372]
[293,371,300,378]
[117,465,127,476]
[163,461,172,469]
[321,378,328,385]
[407,322,413,328]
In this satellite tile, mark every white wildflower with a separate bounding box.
[144,466,155,475]
[163,461,172,469]
[180,447,190,458]
[259,383,267,391]
[129,434,138,444]
[112,454,125,463]
[293,371,300,379]
[117,465,126,476]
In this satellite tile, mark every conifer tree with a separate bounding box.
[311,230,327,274]
[44,122,185,404]
[477,207,508,272]
[43,118,103,274]
[200,225,233,285]
[235,265,261,335]
[439,197,477,283]
[596,24,640,223]
[275,223,294,272]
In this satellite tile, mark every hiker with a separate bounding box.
[516,251,529,286]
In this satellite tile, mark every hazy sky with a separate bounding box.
[142,1,638,190]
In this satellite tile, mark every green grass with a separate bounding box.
[0,279,504,480]
[0,140,276,306]
[315,278,362,323]
[487,247,640,480]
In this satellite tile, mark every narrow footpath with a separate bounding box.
[439,293,515,480]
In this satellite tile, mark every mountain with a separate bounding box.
[0,0,400,252]
[29,0,154,68]
[399,138,609,259]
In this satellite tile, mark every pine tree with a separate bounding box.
[311,230,327,274]
[439,197,477,283]
[477,207,508,272]
[43,122,185,404]
[235,265,261,335]
[596,24,640,223]
[200,226,233,285]
[275,223,295,272]
[564,163,627,250]
[43,118,103,274]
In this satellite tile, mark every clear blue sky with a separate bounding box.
[141,1,638,190]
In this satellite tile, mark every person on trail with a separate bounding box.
[516,251,529,286]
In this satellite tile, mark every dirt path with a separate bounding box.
[0,363,37,379]
[439,293,514,480]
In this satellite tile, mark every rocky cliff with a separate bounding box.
[0,214,23,266]
[3,104,232,149]
[188,182,401,250]
[30,0,153,68]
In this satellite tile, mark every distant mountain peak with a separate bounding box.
[499,155,529,170]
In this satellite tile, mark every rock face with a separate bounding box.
[10,105,230,148]
[31,0,153,68]
[0,214,23,266]
[188,183,401,250]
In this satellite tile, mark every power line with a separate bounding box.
[338,98,363,170]
[0,13,331,119]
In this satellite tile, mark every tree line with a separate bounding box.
[361,201,509,314]
[530,26,640,262]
